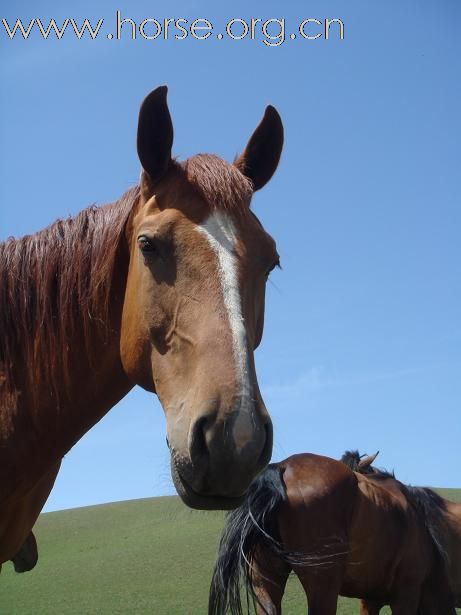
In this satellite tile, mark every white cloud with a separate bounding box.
[262,365,427,399]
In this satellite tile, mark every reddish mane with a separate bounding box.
[0,187,139,396]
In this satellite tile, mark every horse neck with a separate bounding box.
[30,249,132,453]
[2,313,132,500]
[1,197,137,483]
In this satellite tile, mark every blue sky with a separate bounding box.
[1,0,460,512]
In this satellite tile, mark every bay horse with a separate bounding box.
[342,451,461,613]
[0,86,284,569]
[209,452,455,614]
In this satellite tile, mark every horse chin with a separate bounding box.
[170,460,244,511]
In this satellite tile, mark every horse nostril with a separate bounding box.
[189,416,210,465]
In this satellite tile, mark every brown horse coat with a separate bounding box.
[343,450,460,613]
[0,86,284,567]
[209,453,455,614]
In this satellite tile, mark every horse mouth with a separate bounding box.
[170,459,244,511]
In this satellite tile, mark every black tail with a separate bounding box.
[208,463,347,614]
[208,464,286,615]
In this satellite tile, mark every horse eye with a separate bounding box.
[137,235,157,254]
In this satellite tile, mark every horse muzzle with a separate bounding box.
[167,405,273,510]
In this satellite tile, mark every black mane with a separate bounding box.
[340,449,395,479]
[403,485,448,562]
[340,450,362,470]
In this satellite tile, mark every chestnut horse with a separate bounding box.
[209,452,455,614]
[0,86,284,569]
[342,451,461,613]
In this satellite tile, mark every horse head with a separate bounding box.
[121,86,283,509]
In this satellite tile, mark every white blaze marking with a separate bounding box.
[196,212,252,437]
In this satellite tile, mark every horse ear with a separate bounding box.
[137,85,173,185]
[235,105,284,192]
[358,451,379,472]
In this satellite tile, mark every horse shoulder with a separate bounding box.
[346,475,409,592]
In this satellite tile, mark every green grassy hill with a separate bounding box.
[1,489,460,614]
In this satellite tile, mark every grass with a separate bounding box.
[1,489,460,614]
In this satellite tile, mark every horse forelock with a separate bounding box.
[340,449,395,480]
[0,186,140,399]
[182,154,253,217]
[340,450,362,470]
